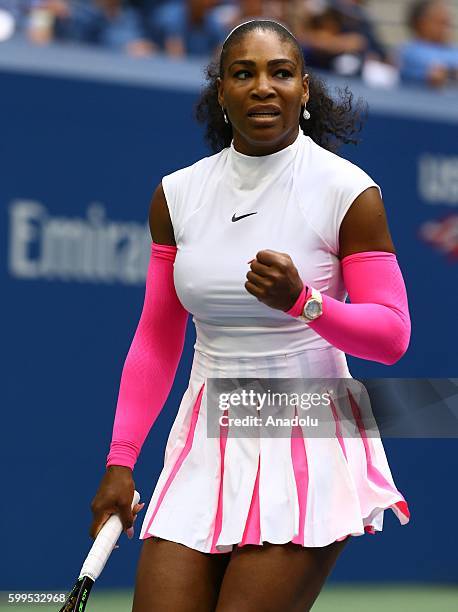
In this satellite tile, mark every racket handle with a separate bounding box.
[79,490,140,581]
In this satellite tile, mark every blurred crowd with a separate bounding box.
[0,0,457,88]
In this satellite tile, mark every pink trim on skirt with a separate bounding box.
[348,387,410,523]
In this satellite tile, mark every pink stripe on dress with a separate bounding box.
[239,456,261,546]
[291,417,309,546]
[210,408,229,553]
[239,408,310,548]
[144,383,205,537]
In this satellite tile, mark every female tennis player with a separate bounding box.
[90,19,411,612]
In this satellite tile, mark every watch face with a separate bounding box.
[305,299,322,319]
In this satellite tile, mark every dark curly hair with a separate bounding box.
[195,19,367,154]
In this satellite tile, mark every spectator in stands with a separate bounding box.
[334,0,388,62]
[212,0,293,37]
[295,0,369,74]
[135,0,166,45]
[150,0,227,58]
[54,0,157,56]
[398,0,458,87]
[24,1,69,45]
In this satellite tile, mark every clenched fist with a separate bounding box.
[245,249,305,312]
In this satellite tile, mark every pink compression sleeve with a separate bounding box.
[106,243,188,470]
[286,251,411,365]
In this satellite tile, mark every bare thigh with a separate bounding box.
[132,536,232,612]
[215,537,350,612]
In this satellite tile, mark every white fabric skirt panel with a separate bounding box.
[139,347,410,552]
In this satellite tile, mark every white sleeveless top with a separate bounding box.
[162,129,380,359]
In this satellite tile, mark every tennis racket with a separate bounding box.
[59,490,140,611]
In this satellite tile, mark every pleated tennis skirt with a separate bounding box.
[139,346,410,553]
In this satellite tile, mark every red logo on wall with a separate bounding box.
[418,214,458,261]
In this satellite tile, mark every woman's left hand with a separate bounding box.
[245,249,304,312]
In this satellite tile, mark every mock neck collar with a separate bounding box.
[228,129,303,190]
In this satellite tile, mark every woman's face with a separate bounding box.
[217,29,309,156]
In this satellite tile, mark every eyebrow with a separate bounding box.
[228,58,297,70]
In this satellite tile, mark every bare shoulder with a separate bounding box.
[148,182,176,246]
[339,186,397,260]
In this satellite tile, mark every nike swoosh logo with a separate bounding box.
[232,212,258,222]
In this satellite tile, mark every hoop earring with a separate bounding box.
[302,105,311,120]
[221,106,229,124]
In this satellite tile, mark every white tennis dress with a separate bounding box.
[138,128,410,552]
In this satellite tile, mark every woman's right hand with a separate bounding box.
[89,465,144,540]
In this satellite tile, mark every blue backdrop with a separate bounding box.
[1,66,457,590]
